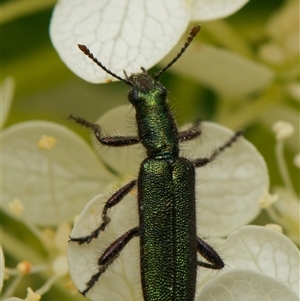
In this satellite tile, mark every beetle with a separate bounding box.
[69,25,242,300]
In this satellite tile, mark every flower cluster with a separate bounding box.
[1,0,299,300]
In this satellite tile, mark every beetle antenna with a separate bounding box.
[154,25,201,81]
[78,44,132,86]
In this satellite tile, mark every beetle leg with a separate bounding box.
[196,236,224,270]
[69,114,140,146]
[192,131,243,168]
[70,179,137,244]
[80,227,140,296]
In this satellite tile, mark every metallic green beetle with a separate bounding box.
[70,25,242,301]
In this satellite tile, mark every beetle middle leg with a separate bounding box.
[70,179,137,244]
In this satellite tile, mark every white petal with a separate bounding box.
[3,299,24,301]
[68,192,140,301]
[50,0,190,83]
[197,270,299,301]
[223,226,300,295]
[2,121,114,226]
[191,0,250,21]
[188,122,268,237]
[161,42,274,99]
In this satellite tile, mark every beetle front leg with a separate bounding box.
[69,114,140,146]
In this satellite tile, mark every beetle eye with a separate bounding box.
[128,89,139,105]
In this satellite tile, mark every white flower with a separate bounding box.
[197,226,299,301]
[50,0,249,83]
[4,1,298,300]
